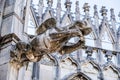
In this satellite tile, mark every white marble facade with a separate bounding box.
[0,0,120,80]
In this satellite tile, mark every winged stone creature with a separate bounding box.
[10,18,92,67]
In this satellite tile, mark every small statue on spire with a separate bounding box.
[64,0,72,13]
[100,6,108,17]
[75,1,80,20]
[105,51,113,62]
[76,1,80,13]
[57,0,61,8]
[110,8,116,21]
[83,3,90,19]
[94,5,99,18]
[47,0,53,8]
[83,3,90,12]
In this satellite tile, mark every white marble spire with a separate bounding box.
[47,0,53,9]
[83,3,90,19]
[100,6,108,20]
[75,1,80,21]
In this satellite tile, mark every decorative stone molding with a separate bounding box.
[64,72,92,80]
[0,33,20,48]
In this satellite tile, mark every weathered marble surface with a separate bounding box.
[0,0,120,80]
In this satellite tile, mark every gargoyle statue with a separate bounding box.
[10,18,92,68]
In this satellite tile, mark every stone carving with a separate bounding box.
[68,74,89,80]
[10,18,92,68]
[71,76,88,80]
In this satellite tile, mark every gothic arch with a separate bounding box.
[40,54,57,66]
[62,72,91,80]
[60,55,79,68]
[59,56,78,79]
[81,60,102,80]
[81,60,102,71]
[103,64,120,80]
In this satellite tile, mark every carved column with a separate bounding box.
[0,0,6,36]
[0,33,20,80]
[55,56,60,80]
[32,62,39,80]
[0,0,30,80]
[93,5,100,63]
[74,1,82,65]
[24,0,32,33]
[98,6,108,64]
[1,0,25,38]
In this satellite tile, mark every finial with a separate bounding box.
[105,51,113,62]
[83,3,90,12]
[57,0,61,8]
[75,1,80,20]
[100,6,108,17]
[83,3,90,19]
[76,1,79,12]
[64,0,72,13]
[118,12,120,20]
[47,0,53,8]
[94,5,99,18]
[110,8,116,21]
[86,47,93,58]
[39,0,44,8]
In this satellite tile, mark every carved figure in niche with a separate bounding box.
[10,18,92,67]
